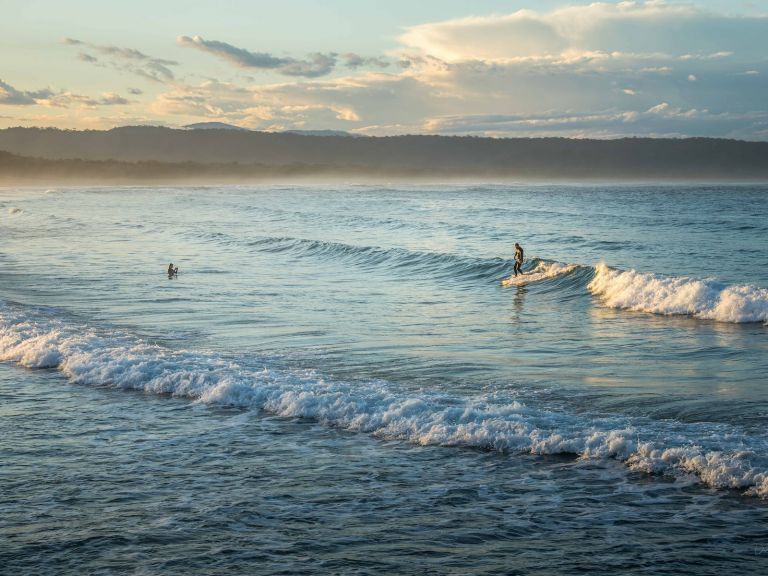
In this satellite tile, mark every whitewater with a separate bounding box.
[2,183,767,575]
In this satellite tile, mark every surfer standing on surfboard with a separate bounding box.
[513,243,524,276]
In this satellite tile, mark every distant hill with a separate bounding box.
[183,122,249,131]
[1,126,767,181]
[183,124,351,136]
[0,149,373,184]
[283,129,352,137]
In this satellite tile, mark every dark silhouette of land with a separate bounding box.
[1,126,767,183]
[0,150,376,184]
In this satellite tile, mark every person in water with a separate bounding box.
[513,243,524,276]
[167,263,178,276]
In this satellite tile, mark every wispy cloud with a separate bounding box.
[417,107,768,140]
[39,92,133,108]
[1,78,132,110]
[177,36,337,78]
[0,79,54,105]
[63,37,178,82]
[341,53,390,69]
[150,79,363,129]
[177,36,391,77]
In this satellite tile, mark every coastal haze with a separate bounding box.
[2,1,768,575]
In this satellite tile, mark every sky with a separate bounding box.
[1,0,767,139]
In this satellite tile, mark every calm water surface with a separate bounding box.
[1,184,767,574]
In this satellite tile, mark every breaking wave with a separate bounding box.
[501,260,581,287]
[1,300,766,497]
[191,232,767,326]
[189,232,591,288]
[589,262,768,324]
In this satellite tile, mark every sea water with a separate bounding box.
[1,184,767,575]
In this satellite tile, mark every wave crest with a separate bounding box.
[589,262,768,324]
[1,301,766,497]
[501,260,580,287]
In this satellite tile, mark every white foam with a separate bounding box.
[626,444,768,496]
[501,260,578,287]
[589,262,768,324]
[1,303,766,497]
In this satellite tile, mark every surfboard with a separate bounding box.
[501,262,578,288]
[501,274,532,287]
[500,268,562,287]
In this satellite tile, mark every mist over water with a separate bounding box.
[2,184,767,574]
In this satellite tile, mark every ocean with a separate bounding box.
[1,183,767,575]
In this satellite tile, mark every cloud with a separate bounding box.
[38,91,133,108]
[1,107,172,130]
[641,66,673,74]
[647,102,670,114]
[146,46,768,138]
[421,110,638,134]
[341,53,390,69]
[99,93,131,105]
[178,36,338,78]
[149,79,369,129]
[398,3,768,63]
[417,107,768,140]
[280,54,337,78]
[35,4,768,140]
[371,2,768,138]
[0,79,54,105]
[1,78,133,109]
[150,80,252,117]
[63,38,178,82]
[128,88,144,95]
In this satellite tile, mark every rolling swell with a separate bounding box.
[190,231,521,283]
[250,236,516,281]
[184,231,767,323]
[1,300,766,498]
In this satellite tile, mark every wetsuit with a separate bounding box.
[513,246,524,276]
